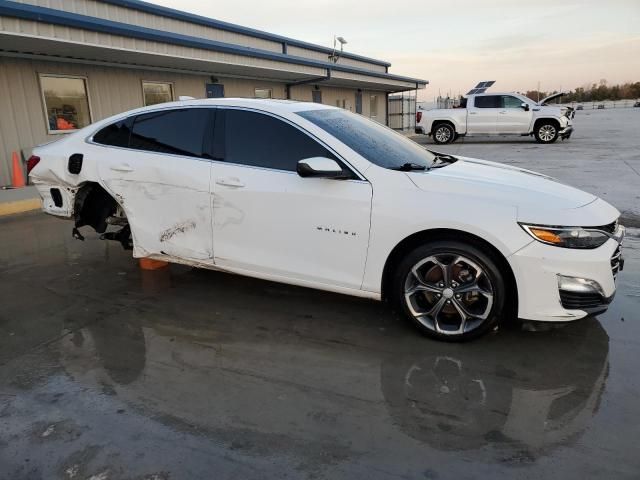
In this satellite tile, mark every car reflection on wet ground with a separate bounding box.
[1,212,639,479]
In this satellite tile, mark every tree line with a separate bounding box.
[524,80,640,103]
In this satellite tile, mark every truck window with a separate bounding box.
[502,96,523,108]
[474,96,500,108]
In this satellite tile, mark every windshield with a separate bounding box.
[297,108,436,170]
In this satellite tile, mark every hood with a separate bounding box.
[539,92,565,105]
[406,156,598,219]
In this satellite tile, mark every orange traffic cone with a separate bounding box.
[11,151,26,188]
[139,258,169,270]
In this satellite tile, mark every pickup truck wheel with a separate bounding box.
[392,241,505,341]
[432,123,455,144]
[534,122,559,143]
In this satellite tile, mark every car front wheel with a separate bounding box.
[534,121,559,143]
[392,240,506,341]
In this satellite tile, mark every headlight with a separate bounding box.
[520,224,611,249]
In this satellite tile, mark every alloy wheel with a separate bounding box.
[434,126,452,143]
[404,253,494,336]
[538,125,556,142]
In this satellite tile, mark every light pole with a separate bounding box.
[329,36,347,63]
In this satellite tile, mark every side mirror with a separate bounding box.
[297,157,351,179]
[521,103,530,111]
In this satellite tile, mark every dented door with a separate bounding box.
[96,108,214,262]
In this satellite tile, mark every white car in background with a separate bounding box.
[28,99,623,341]
[416,92,574,144]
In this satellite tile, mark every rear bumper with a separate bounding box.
[34,183,75,218]
[415,126,425,134]
[509,235,623,322]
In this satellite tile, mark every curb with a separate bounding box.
[0,198,41,217]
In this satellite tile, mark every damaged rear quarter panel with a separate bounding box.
[95,150,213,262]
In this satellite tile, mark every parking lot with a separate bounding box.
[1,108,639,479]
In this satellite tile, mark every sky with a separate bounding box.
[150,0,639,101]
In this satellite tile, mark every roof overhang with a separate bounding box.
[0,0,427,92]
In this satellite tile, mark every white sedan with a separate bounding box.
[28,98,624,341]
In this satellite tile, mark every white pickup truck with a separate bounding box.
[416,92,574,144]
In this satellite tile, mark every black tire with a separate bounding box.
[391,240,506,342]
[432,122,456,144]
[534,120,560,143]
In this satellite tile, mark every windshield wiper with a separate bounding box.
[391,162,427,171]
[429,153,458,169]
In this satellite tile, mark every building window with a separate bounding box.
[254,88,272,99]
[142,81,174,106]
[370,95,378,117]
[40,75,91,133]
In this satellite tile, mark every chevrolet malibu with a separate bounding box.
[28,98,625,341]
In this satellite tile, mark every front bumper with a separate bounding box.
[509,233,623,322]
[560,125,573,139]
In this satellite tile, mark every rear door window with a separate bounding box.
[473,96,501,108]
[129,109,211,158]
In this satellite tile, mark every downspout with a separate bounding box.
[385,92,390,126]
[286,68,331,100]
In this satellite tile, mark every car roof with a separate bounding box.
[80,98,337,136]
[148,97,336,114]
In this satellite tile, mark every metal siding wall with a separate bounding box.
[14,0,283,53]
[286,45,387,73]
[0,18,327,78]
[12,0,392,74]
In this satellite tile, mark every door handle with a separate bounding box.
[110,164,134,172]
[216,177,245,188]
[468,111,477,115]
[499,111,507,114]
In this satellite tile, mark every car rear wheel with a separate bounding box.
[432,123,456,144]
[392,240,506,341]
[534,121,559,143]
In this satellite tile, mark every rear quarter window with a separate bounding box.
[93,118,133,147]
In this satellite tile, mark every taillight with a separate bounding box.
[26,155,40,175]
[416,111,422,123]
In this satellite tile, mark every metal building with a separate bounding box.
[0,0,427,186]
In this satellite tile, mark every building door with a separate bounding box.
[312,89,322,103]
[206,83,224,98]
[355,91,362,114]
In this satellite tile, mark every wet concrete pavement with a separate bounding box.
[1,211,639,479]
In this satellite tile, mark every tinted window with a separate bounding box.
[222,109,334,171]
[93,118,133,147]
[130,109,210,158]
[297,108,437,170]
[474,96,500,108]
[502,95,523,108]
